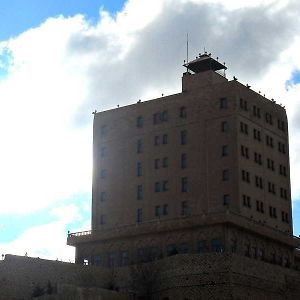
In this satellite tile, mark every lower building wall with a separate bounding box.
[0,253,300,300]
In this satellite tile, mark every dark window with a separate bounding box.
[278,120,285,131]
[100,192,107,202]
[240,122,248,135]
[153,113,160,125]
[137,162,142,176]
[136,116,143,128]
[220,97,228,109]
[267,158,275,171]
[108,252,117,268]
[181,153,187,169]
[162,134,168,144]
[280,188,288,199]
[163,204,168,215]
[278,142,286,154]
[181,201,189,216]
[241,145,249,159]
[266,135,274,148]
[162,157,168,168]
[221,121,229,132]
[181,177,188,192]
[197,240,208,253]
[100,169,107,179]
[137,185,143,200]
[254,152,263,165]
[154,158,160,169]
[222,169,229,181]
[100,125,108,137]
[242,170,250,183]
[240,98,248,111]
[162,180,169,191]
[136,208,143,223]
[223,194,230,205]
[154,135,160,145]
[253,105,261,118]
[180,106,187,118]
[222,145,228,157]
[120,251,129,266]
[100,147,107,158]
[242,195,251,208]
[255,176,263,189]
[268,182,276,194]
[212,239,224,252]
[137,139,143,153]
[279,165,287,177]
[161,110,168,122]
[100,214,107,225]
[155,205,160,217]
[181,130,187,145]
[178,243,189,254]
[253,128,261,141]
[155,182,160,192]
[265,113,273,125]
[166,244,178,256]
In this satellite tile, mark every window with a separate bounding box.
[242,170,250,183]
[255,176,263,189]
[181,130,187,145]
[161,110,168,122]
[222,169,229,181]
[221,121,229,132]
[240,98,248,111]
[100,191,107,202]
[240,122,248,135]
[256,200,264,213]
[136,116,143,128]
[253,128,261,141]
[100,125,108,137]
[162,180,169,191]
[120,251,129,266]
[265,113,273,125]
[166,244,178,256]
[100,214,107,225]
[269,206,277,218]
[137,185,143,200]
[155,205,160,217]
[241,145,249,159]
[278,120,285,131]
[279,165,287,177]
[181,201,189,216]
[253,105,261,118]
[178,243,189,254]
[181,177,188,192]
[162,134,168,144]
[268,182,276,194]
[108,252,117,268]
[162,157,168,168]
[136,208,143,223]
[155,182,160,192]
[220,97,228,109]
[242,194,251,208]
[181,153,187,169]
[137,139,143,153]
[197,240,208,253]
[154,135,160,145]
[223,194,230,205]
[180,106,187,118]
[154,158,160,169]
[254,152,263,165]
[163,204,168,215]
[212,239,224,252]
[278,142,286,154]
[266,135,274,147]
[100,147,107,158]
[100,169,107,179]
[267,158,275,171]
[222,145,228,157]
[137,162,142,177]
[280,188,288,199]
[153,113,160,125]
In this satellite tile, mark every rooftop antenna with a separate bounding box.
[186,32,189,73]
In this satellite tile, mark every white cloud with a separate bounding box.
[0,0,300,260]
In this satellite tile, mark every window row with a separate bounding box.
[136,106,187,128]
[240,145,288,176]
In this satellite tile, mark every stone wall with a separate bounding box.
[1,253,300,300]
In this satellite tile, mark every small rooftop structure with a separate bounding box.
[184,53,227,74]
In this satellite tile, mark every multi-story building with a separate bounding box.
[68,53,299,271]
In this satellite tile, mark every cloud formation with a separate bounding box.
[0,0,300,260]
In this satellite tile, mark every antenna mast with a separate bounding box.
[186,32,189,73]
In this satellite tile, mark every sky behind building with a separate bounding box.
[0,0,299,261]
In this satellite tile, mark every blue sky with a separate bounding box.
[0,0,125,40]
[0,0,299,261]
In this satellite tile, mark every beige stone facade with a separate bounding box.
[67,54,300,298]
